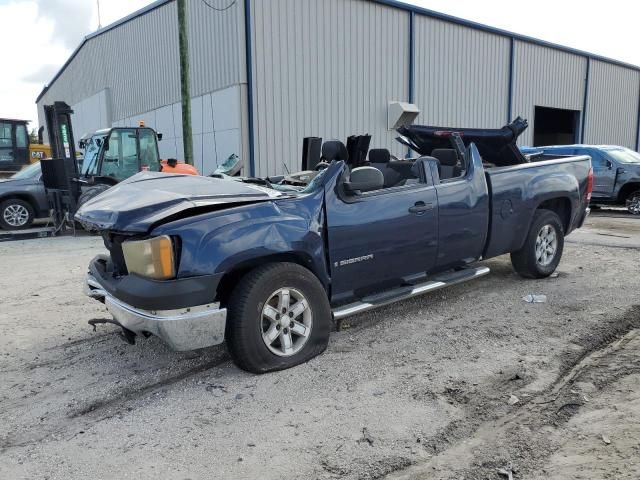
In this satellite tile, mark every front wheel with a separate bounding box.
[0,198,35,230]
[626,190,640,215]
[226,262,331,373]
[511,209,565,279]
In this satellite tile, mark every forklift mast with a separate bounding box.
[40,102,81,231]
[44,101,78,175]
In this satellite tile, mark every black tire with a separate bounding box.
[0,198,35,230]
[626,190,640,215]
[226,262,331,373]
[77,185,111,232]
[511,209,565,279]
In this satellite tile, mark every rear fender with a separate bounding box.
[516,174,580,249]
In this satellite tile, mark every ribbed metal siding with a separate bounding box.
[512,41,587,146]
[38,0,244,123]
[585,61,640,148]
[249,0,409,176]
[413,15,510,129]
[38,3,180,121]
[188,0,245,97]
[100,3,181,120]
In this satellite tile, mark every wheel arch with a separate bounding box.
[618,182,640,203]
[0,193,39,214]
[535,196,572,233]
[215,252,326,308]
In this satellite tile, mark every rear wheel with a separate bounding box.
[626,190,640,215]
[226,262,331,373]
[0,198,34,230]
[511,209,564,279]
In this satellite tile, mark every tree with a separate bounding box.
[29,128,39,144]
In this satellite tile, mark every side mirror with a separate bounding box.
[606,159,613,169]
[157,133,163,141]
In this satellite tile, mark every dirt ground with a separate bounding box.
[0,209,638,480]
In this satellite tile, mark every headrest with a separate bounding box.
[321,140,349,162]
[431,149,458,166]
[368,148,391,164]
[346,166,384,193]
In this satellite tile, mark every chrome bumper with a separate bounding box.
[84,274,227,351]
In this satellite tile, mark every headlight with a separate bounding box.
[121,235,176,280]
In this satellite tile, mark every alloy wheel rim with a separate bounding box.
[261,287,313,357]
[3,204,29,227]
[535,224,557,266]
[627,195,640,215]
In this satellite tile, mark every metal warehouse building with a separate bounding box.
[36,0,640,176]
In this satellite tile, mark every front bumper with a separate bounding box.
[85,273,227,351]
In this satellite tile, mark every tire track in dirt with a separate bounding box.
[386,305,640,480]
[0,351,230,453]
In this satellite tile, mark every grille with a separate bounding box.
[102,232,129,276]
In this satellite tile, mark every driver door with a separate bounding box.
[325,166,439,303]
[588,150,616,198]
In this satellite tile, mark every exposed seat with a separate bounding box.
[386,161,417,186]
[344,166,384,194]
[368,148,399,187]
[431,148,462,180]
[367,149,419,188]
[368,148,390,165]
[321,140,349,162]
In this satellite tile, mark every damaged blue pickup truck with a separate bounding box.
[78,119,592,373]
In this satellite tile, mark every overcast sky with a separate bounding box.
[1,0,639,129]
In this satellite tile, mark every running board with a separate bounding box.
[332,266,490,320]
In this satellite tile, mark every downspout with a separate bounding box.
[636,77,640,151]
[580,57,590,143]
[244,0,256,176]
[408,11,415,105]
[507,37,514,123]
[406,11,415,158]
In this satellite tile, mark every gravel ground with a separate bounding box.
[0,210,638,480]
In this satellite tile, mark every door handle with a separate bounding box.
[408,201,433,214]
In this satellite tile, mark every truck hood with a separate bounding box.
[75,172,291,232]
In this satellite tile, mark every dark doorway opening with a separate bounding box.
[533,106,580,146]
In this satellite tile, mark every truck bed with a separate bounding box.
[483,155,592,259]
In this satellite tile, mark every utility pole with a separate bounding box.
[177,0,193,165]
